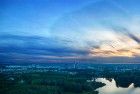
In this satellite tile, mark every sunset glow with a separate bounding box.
[1,0,140,63]
[90,32,140,57]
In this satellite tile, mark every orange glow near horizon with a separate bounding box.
[90,33,140,57]
[90,47,140,57]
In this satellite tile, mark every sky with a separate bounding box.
[1,0,140,64]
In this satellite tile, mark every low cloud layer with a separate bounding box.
[90,30,140,57]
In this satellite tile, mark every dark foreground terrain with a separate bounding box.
[0,71,104,94]
[0,63,140,94]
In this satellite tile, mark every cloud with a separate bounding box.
[90,25,140,57]
[0,34,89,63]
[1,0,140,63]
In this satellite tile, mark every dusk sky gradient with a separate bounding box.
[1,0,140,63]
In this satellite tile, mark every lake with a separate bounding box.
[95,78,140,94]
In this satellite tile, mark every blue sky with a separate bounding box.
[1,0,140,63]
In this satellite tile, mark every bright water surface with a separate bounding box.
[95,78,140,94]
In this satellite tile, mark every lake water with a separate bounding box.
[95,78,140,94]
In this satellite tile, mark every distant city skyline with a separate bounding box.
[1,0,140,63]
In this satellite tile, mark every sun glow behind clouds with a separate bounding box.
[50,0,140,58]
[1,0,140,63]
[90,32,140,57]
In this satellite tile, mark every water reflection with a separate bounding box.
[96,78,140,94]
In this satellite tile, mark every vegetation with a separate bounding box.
[0,71,104,94]
[1,65,140,94]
